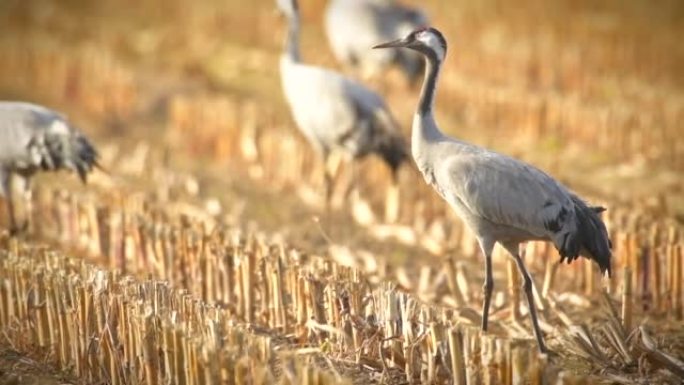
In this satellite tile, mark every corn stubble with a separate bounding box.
[0,1,683,383]
[0,174,681,384]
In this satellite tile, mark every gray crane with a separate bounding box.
[277,0,408,210]
[374,28,612,353]
[325,0,427,85]
[0,101,99,235]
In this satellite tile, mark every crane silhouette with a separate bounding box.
[325,0,428,84]
[374,27,612,353]
[277,0,408,213]
[0,102,99,235]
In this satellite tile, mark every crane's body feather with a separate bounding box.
[0,101,98,233]
[0,102,97,185]
[325,0,427,83]
[280,57,403,164]
[393,28,612,276]
[278,0,407,175]
[412,109,611,276]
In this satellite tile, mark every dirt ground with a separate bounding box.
[0,347,76,385]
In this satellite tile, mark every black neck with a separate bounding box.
[417,50,441,116]
[284,16,301,62]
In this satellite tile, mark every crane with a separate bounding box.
[277,0,408,214]
[0,101,99,235]
[374,27,612,353]
[325,0,427,85]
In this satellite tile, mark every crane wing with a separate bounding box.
[343,78,395,133]
[345,80,408,168]
[434,149,577,239]
[280,58,405,166]
[0,102,58,166]
[0,102,98,181]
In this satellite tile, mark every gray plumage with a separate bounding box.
[374,28,612,353]
[325,0,427,84]
[418,148,612,274]
[0,101,98,234]
[277,0,408,188]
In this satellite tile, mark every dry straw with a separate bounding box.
[0,3,682,382]
[0,180,678,384]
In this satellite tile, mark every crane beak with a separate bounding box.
[373,38,408,49]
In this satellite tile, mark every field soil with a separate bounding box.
[0,348,76,385]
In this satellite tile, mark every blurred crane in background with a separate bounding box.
[0,102,99,235]
[325,0,428,85]
[277,0,408,218]
[374,27,612,353]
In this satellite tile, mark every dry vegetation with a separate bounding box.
[0,0,683,384]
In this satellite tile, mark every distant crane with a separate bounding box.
[0,102,99,235]
[374,27,612,353]
[277,0,408,213]
[325,0,427,84]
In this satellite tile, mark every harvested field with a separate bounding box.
[0,0,683,384]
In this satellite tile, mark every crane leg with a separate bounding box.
[323,151,344,210]
[319,153,329,209]
[324,167,333,216]
[478,237,495,332]
[504,243,548,354]
[343,158,358,202]
[18,177,32,233]
[384,171,400,223]
[0,172,19,235]
[6,198,18,236]
[322,153,334,233]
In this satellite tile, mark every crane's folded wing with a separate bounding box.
[436,151,578,239]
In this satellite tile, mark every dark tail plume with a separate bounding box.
[369,110,409,180]
[375,133,408,181]
[44,130,99,183]
[558,196,613,277]
[72,134,99,183]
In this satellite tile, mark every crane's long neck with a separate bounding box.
[417,52,442,117]
[413,51,446,150]
[284,15,301,62]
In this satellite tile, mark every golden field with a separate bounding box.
[0,0,682,383]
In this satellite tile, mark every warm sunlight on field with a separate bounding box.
[0,0,682,383]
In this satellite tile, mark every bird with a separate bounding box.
[374,27,612,353]
[277,0,408,214]
[0,101,99,235]
[324,0,427,85]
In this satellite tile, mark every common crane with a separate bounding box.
[277,0,408,212]
[0,102,99,235]
[325,0,427,84]
[374,28,612,353]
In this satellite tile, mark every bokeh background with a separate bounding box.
[0,0,683,383]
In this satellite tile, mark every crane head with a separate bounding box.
[373,27,447,62]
